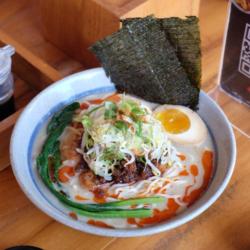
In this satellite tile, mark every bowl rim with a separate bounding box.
[10,67,237,237]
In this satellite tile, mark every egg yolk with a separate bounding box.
[155,109,190,134]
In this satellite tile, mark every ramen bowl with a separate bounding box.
[10,68,236,237]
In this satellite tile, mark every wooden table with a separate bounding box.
[1,0,250,249]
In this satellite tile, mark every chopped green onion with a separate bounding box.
[101,146,124,162]
[131,106,146,117]
[82,115,92,129]
[135,121,142,137]
[114,120,128,134]
[120,99,137,113]
[104,101,117,120]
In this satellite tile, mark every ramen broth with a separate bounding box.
[33,93,214,229]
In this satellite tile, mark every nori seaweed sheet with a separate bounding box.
[160,16,201,88]
[90,16,199,109]
[123,16,201,88]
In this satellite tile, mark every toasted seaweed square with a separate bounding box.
[160,16,201,88]
[90,16,199,109]
[123,16,201,88]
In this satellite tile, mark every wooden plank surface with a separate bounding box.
[0,110,22,171]
[122,0,200,18]
[0,29,62,90]
[1,0,250,249]
[39,0,199,67]
[0,0,84,75]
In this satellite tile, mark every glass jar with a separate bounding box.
[0,45,15,121]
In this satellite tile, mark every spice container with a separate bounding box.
[0,45,15,121]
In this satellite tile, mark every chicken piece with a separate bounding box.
[79,168,106,190]
[79,170,96,190]
[60,125,83,166]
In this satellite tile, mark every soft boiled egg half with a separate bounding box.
[153,105,207,145]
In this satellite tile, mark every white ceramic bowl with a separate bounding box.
[10,68,236,237]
